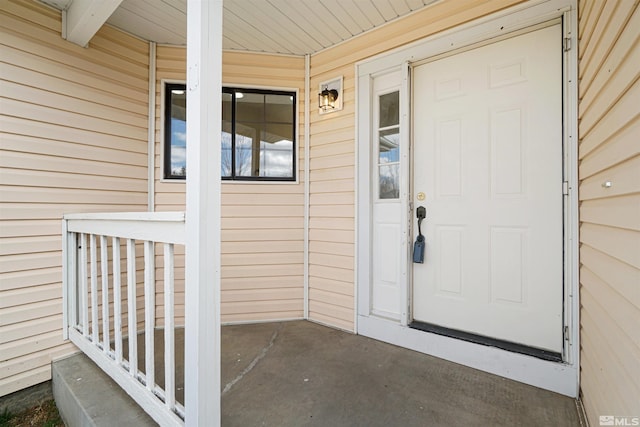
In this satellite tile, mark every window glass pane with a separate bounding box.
[379,91,399,128]
[261,124,293,177]
[235,92,295,179]
[379,164,399,199]
[169,87,186,177]
[235,123,259,177]
[166,85,295,181]
[222,92,232,121]
[236,92,264,123]
[379,128,399,164]
[221,92,233,177]
[265,94,294,123]
[221,128,232,177]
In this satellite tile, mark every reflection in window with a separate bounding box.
[234,91,295,179]
[164,84,187,179]
[379,164,400,199]
[164,84,296,181]
[377,91,400,199]
[379,129,399,163]
[221,92,232,177]
[379,91,399,128]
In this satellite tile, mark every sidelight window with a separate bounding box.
[377,90,400,199]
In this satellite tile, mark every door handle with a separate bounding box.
[416,206,426,237]
[413,206,426,263]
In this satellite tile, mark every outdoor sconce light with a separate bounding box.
[318,76,343,114]
[319,87,338,111]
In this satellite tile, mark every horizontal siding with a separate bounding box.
[307,0,523,331]
[0,0,149,397]
[308,63,356,331]
[153,47,306,325]
[577,1,640,424]
[148,42,177,325]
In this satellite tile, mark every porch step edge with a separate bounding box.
[52,352,157,427]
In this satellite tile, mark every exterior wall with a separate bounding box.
[577,0,640,423]
[154,47,306,324]
[0,0,149,396]
[307,0,524,331]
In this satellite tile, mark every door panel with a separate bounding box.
[412,24,563,352]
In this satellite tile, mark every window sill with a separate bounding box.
[159,178,300,185]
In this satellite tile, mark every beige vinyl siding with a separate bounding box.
[153,46,186,326]
[577,1,640,423]
[307,0,524,331]
[307,64,356,331]
[0,0,149,397]
[154,47,306,325]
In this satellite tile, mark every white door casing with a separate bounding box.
[412,24,564,353]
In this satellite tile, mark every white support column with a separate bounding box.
[184,1,223,426]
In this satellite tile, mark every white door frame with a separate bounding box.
[355,0,579,397]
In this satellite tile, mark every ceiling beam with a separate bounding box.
[62,0,123,47]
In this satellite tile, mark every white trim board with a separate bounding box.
[148,42,156,212]
[355,0,579,398]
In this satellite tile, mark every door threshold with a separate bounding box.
[408,321,562,362]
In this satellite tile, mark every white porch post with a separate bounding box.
[184,0,222,425]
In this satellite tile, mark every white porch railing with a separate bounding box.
[62,212,185,426]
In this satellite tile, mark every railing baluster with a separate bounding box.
[144,240,155,391]
[62,221,69,339]
[90,234,98,344]
[164,243,176,410]
[79,233,88,337]
[62,213,185,425]
[101,235,110,354]
[113,237,123,365]
[70,232,78,328]
[127,238,138,378]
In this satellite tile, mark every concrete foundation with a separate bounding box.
[52,352,156,426]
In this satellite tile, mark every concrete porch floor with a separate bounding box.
[53,320,583,426]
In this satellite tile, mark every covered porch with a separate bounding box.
[59,204,584,426]
[2,0,638,426]
[53,320,582,426]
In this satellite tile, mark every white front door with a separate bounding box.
[412,24,564,353]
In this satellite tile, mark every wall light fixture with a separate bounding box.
[318,76,343,114]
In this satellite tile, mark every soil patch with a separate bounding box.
[0,400,64,427]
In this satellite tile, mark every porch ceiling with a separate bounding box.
[40,0,438,55]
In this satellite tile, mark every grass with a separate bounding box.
[0,400,64,427]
